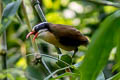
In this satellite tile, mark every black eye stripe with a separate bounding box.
[34,27,38,32]
[33,22,49,32]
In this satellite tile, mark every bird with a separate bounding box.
[26,22,89,57]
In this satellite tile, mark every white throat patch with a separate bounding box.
[38,29,48,38]
[38,29,48,33]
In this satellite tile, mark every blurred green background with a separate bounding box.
[0,0,120,80]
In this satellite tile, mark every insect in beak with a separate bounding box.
[26,31,39,41]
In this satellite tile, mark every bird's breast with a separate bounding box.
[38,31,76,51]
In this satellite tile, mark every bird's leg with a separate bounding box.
[55,46,62,54]
[72,48,78,58]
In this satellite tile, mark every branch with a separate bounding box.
[0,0,3,20]
[1,32,7,80]
[41,58,52,74]
[44,66,72,80]
[26,53,70,66]
[85,0,120,8]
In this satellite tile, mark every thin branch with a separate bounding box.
[1,16,8,80]
[1,52,7,80]
[41,54,70,66]
[44,66,72,80]
[0,0,3,20]
[84,0,120,8]
[33,0,46,22]
[26,53,70,67]
[41,58,52,74]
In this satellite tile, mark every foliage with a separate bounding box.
[0,0,21,36]
[79,10,120,80]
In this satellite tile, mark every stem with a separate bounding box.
[41,54,70,66]
[26,53,70,66]
[0,0,2,20]
[1,53,7,80]
[55,47,62,54]
[33,0,46,22]
[44,66,72,80]
[41,58,52,74]
[84,0,120,8]
[1,30,8,80]
[15,13,24,24]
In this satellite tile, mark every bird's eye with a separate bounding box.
[32,27,35,31]
[34,27,37,32]
[33,27,38,32]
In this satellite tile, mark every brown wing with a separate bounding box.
[48,23,88,47]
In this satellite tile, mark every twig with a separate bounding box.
[26,53,70,66]
[1,26,8,80]
[0,0,3,20]
[84,0,120,8]
[44,66,72,80]
[41,58,52,74]
[33,0,46,22]
[1,52,7,80]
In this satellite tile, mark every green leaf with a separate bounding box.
[25,66,44,80]
[0,73,6,79]
[106,72,120,80]
[44,66,72,80]
[7,73,15,80]
[78,10,120,80]
[2,0,21,18]
[7,53,21,67]
[0,72,15,80]
[56,54,72,68]
[50,72,80,80]
[0,0,21,36]
[16,76,27,80]
[113,26,120,71]
[2,0,12,5]
[111,30,120,80]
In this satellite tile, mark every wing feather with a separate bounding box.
[48,23,88,46]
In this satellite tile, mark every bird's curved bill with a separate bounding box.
[26,31,38,41]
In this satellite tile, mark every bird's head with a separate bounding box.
[26,22,49,41]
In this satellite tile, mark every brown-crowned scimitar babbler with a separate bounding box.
[26,22,89,57]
